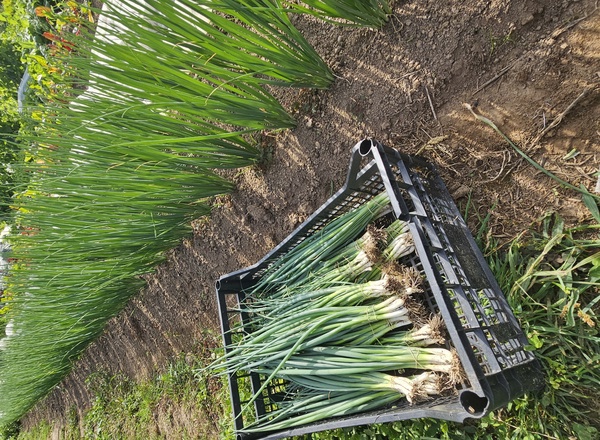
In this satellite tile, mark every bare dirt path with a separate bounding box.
[22,0,599,437]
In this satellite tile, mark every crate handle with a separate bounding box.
[358,138,376,156]
[460,390,489,417]
[354,138,409,221]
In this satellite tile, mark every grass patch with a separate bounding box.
[485,213,600,439]
[15,337,233,440]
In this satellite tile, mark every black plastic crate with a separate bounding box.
[216,139,544,440]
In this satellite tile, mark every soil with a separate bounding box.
[21,0,600,438]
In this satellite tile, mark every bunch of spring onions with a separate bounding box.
[210,192,462,432]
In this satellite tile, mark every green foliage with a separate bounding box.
[0,116,24,221]
[0,420,21,440]
[0,0,32,45]
[85,372,156,435]
[467,212,599,439]
[284,0,392,27]
[0,40,23,87]
[0,7,26,143]
[12,347,232,439]
[0,1,41,219]
[26,1,96,102]
[504,215,599,433]
[297,418,463,440]
[582,191,600,223]
[79,351,231,440]
[12,421,50,440]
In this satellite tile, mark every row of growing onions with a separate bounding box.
[209,193,462,433]
[0,0,393,428]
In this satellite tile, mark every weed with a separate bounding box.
[489,28,514,58]
[77,351,231,440]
